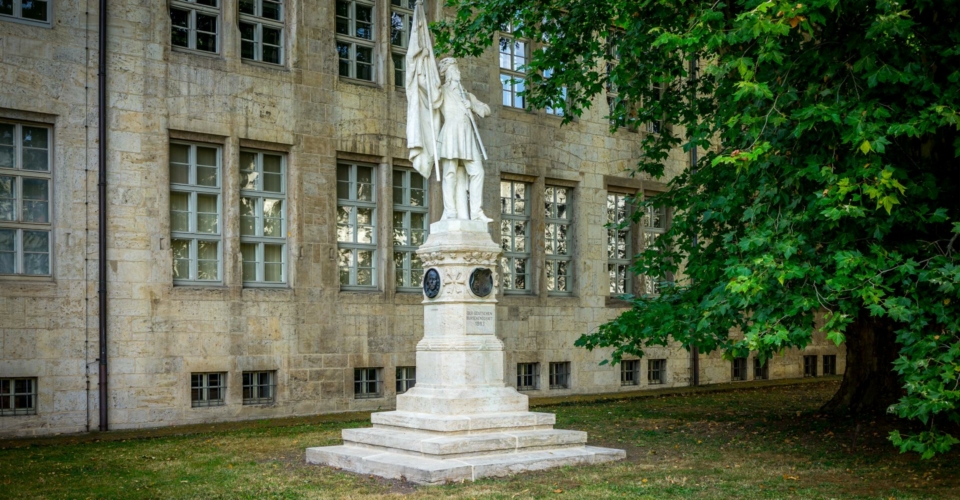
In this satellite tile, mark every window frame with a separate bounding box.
[0,377,38,416]
[620,359,639,386]
[354,367,383,399]
[239,0,285,65]
[647,359,666,385]
[0,121,53,278]
[804,355,818,377]
[544,185,573,295]
[731,357,748,381]
[498,23,528,109]
[335,0,376,82]
[548,361,570,390]
[395,366,416,394]
[337,162,378,290]
[392,168,428,292]
[170,141,223,285]
[606,190,633,296]
[516,362,540,391]
[242,370,276,405]
[170,0,221,55]
[754,358,770,380]
[500,180,532,294]
[191,372,226,407]
[0,0,52,27]
[239,149,287,287]
[823,354,837,376]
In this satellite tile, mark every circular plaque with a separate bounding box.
[423,268,441,298]
[469,268,494,297]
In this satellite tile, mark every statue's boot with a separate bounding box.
[471,210,493,223]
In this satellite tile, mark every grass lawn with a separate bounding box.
[1,380,958,499]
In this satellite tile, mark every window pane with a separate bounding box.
[262,0,281,20]
[172,239,190,279]
[264,244,283,282]
[170,192,190,232]
[0,229,14,274]
[0,176,14,221]
[240,197,256,236]
[23,230,49,275]
[21,178,49,223]
[170,9,189,47]
[241,243,257,282]
[0,0,12,16]
[239,152,258,190]
[197,241,219,280]
[263,199,283,237]
[196,194,219,234]
[20,0,48,24]
[239,0,255,15]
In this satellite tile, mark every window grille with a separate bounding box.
[337,163,377,288]
[242,371,276,405]
[823,355,837,376]
[647,359,666,385]
[500,181,531,293]
[335,0,375,81]
[170,0,220,54]
[170,142,221,284]
[517,363,540,391]
[191,372,226,407]
[393,168,428,291]
[395,366,416,394]
[804,355,818,377]
[0,122,52,276]
[354,368,383,399]
[240,150,286,285]
[544,186,572,294]
[754,358,769,380]
[607,192,632,294]
[548,362,570,389]
[239,0,284,64]
[731,357,748,381]
[621,360,639,386]
[0,378,37,416]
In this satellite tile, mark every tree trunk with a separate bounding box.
[821,312,902,415]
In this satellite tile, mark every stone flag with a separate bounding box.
[405,0,441,179]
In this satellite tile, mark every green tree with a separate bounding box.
[437,0,960,457]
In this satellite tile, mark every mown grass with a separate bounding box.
[1,380,958,499]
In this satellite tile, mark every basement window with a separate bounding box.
[731,357,748,381]
[191,372,226,407]
[395,366,416,394]
[754,358,769,380]
[517,362,540,391]
[0,378,37,416]
[548,362,570,389]
[803,355,818,377]
[242,371,276,405]
[354,367,382,399]
[647,359,666,385]
[620,360,639,386]
[823,355,837,376]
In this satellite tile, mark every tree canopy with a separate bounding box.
[436,0,960,457]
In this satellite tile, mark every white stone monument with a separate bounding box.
[305,1,624,483]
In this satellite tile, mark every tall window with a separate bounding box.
[396,366,416,394]
[0,122,51,277]
[337,163,377,288]
[170,143,221,284]
[354,368,383,398]
[544,186,572,294]
[0,0,51,24]
[607,192,632,295]
[548,362,570,390]
[498,24,527,108]
[648,359,666,385]
[336,0,375,81]
[239,0,284,64]
[731,357,748,381]
[393,169,427,291]
[517,363,539,391]
[170,0,220,54]
[390,0,413,86]
[0,378,37,416]
[191,372,225,407]
[500,180,531,293]
[621,360,639,386]
[240,151,286,286]
[242,371,276,405]
[640,204,667,295]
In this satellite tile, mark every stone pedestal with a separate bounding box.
[306,220,624,484]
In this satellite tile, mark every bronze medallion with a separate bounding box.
[469,268,494,297]
[423,268,441,298]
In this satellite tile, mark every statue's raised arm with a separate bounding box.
[405,1,442,180]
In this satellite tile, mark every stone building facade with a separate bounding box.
[0,0,843,437]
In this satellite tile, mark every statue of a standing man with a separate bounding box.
[405,1,492,222]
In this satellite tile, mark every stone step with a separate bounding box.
[371,410,556,435]
[305,444,626,485]
[341,427,588,459]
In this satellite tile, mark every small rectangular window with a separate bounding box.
[242,371,276,405]
[754,358,769,380]
[240,150,286,286]
[548,362,570,390]
[647,359,666,385]
[354,367,383,398]
[393,168,428,291]
[337,163,377,289]
[0,0,51,25]
[336,0,376,81]
[607,192,632,295]
[0,122,52,276]
[545,186,573,294]
[620,360,639,386]
[389,0,413,86]
[170,0,220,54]
[500,181,531,293]
[731,357,747,381]
[804,355,818,377]
[823,355,837,376]
[239,0,284,64]
[191,372,226,407]
[170,142,222,284]
[498,23,527,108]
[517,362,540,391]
[396,366,416,394]
[0,377,37,416]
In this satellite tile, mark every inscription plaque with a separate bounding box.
[465,305,495,334]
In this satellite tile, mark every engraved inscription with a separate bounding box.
[467,309,494,328]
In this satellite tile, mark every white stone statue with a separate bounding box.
[405,2,492,222]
